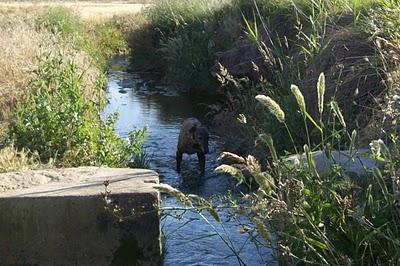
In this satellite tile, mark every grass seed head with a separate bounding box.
[317,72,326,116]
[291,84,306,114]
[255,95,285,123]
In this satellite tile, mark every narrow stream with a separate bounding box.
[103,56,274,265]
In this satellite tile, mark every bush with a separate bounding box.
[8,54,146,168]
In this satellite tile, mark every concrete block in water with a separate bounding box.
[0,167,161,266]
[285,149,380,177]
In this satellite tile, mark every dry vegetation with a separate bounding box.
[0,11,101,137]
[0,1,149,21]
[0,4,148,171]
[0,0,141,137]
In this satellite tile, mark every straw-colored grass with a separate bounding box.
[0,11,100,137]
[0,2,150,21]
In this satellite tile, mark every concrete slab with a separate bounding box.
[0,167,161,266]
[285,149,380,177]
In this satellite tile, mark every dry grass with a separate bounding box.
[0,144,52,174]
[0,13,49,134]
[0,1,150,131]
[0,1,150,21]
[0,11,101,137]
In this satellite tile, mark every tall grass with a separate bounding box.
[128,0,237,89]
[35,7,127,68]
[0,144,51,173]
[215,74,400,264]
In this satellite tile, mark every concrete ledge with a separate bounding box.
[0,167,161,266]
[285,149,380,177]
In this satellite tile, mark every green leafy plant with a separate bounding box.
[8,54,146,168]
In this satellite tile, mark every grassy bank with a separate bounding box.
[0,6,145,171]
[131,0,400,264]
[129,0,399,151]
[216,81,400,264]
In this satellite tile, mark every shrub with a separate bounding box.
[8,54,146,168]
[0,11,104,139]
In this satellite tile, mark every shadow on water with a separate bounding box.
[103,56,274,265]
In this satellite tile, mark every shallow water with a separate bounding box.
[103,56,274,265]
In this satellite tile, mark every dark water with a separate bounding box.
[103,56,274,265]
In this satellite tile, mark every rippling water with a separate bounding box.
[103,56,274,265]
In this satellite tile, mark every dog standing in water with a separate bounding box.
[176,118,209,176]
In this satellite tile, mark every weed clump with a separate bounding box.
[0,144,50,173]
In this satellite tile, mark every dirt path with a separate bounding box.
[0,1,150,20]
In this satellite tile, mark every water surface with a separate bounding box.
[103,56,274,265]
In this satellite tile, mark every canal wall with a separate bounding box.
[0,167,161,265]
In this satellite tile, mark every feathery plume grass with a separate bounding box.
[215,164,242,176]
[291,84,306,114]
[187,194,220,222]
[237,113,247,124]
[330,101,346,128]
[154,184,191,205]
[317,72,326,116]
[255,95,285,123]
[349,130,357,155]
[246,155,261,173]
[217,152,246,165]
[253,172,274,194]
[215,164,246,185]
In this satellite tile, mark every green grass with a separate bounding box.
[128,0,236,89]
[36,7,128,68]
